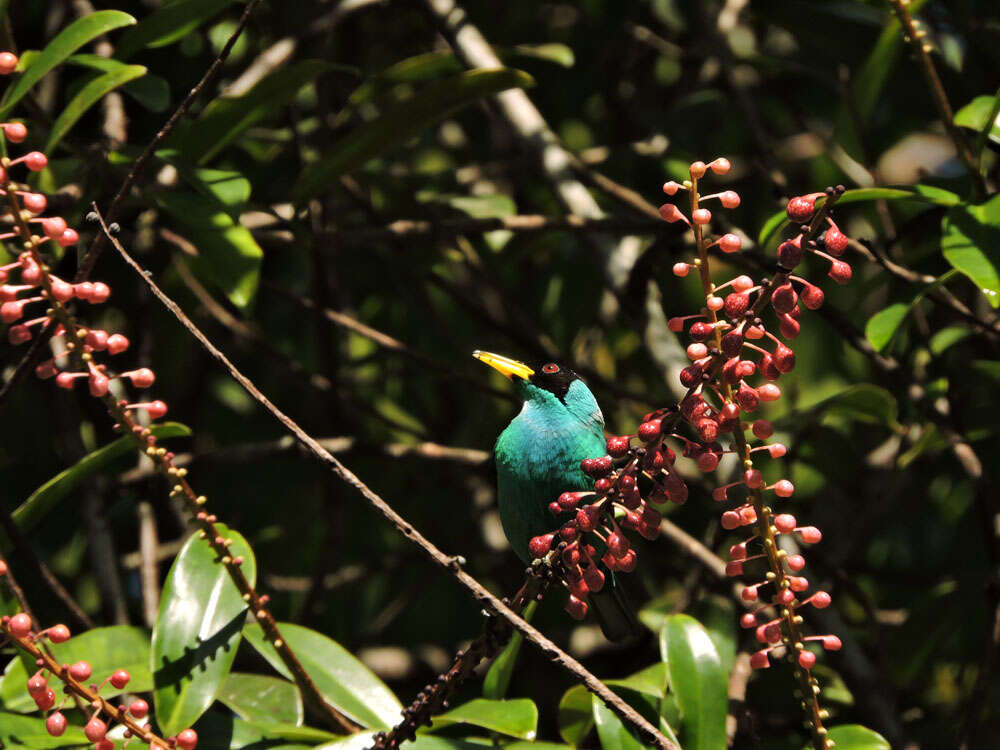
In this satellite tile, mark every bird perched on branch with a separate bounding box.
[474,350,641,641]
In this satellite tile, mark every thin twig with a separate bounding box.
[137,501,160,628]
[887,0,985,200]
[95,208,676,750]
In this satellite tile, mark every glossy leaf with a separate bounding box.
[557,684,594,746]
[941,196,1000,308]
[173,61,339,164]
[929,325,972,355]
[431,698,538,739]
[660,614,727,750]
[809,384,900,429]
[296,68,534,201]
[317,736,482,750]
[592,698,645,750]
[243,622,402,729]
[0,711,87,748]
[151,524,257,735]
[67,53,170,111]
[1,626,151,712]
[217,672,303,726]
[483,599,536,699]
[12,422,191,534]
[192,711,335,750]
[156,151,252,210]
[954,94,1000,147]
[46,64,147,151]
[809,724,890,750]
[153,190,263,309]
[606,662,669,700]
[0,11,137,119]
[116,0,233,60]
[865,302,909,351]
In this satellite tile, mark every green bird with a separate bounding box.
[474,350,642,641]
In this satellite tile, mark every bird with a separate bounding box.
[474,350,642,641]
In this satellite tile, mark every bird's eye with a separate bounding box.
[542,363,560,374]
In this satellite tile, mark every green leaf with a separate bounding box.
[173,61,337,164]
[296,68,534,201]
[0,11,137,120]
[809,384,899,429]
[971,359,1000,383]
[954,94,1000,147]
[483,599,536,699]
[509,43,575,68]
[318,736,483,750]
[153,191,263,309]
[1,626,151,712]
[46,64,147,152]
[557,684,594,746]
[116,0,233,61]
[941,195,1000,308]
[243,622,402,729]
[864,302,910,351]
[758,184,958,247]
[151,524,257,735]
[807,724,890,750]
[192,711,336,750]
[0,711,87,748]
[606,663,669,700]
[832,0,930,159]
[660,614,727,750]
[929,325,972,355]
[431,698,538,740]
[12,423,190,534]
[217,673,303,726]
[592,697,645,750]
[66,54,170,111]
[156,151,252,210]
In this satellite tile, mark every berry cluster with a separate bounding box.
[0,599,195,750]
[527,423,690,619]
[661,158,846,748]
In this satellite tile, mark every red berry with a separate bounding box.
[750,650,770,669]
[798,650,817,669]
[606,436,631,457]
[752,420,774,439]
[696,418,718,443]
[146,400,168,419]
[777,238,803,268]
[688,322,713,341]
[47,624,70,643]
[27,674,48,695]
[0,50,20,73]
[786,196,815,222]
[735,382,759,413]
[8,612,31,638]
[95,739,115,750]
[45,712,67,737]
[637,419,662,442]
[740,613,757,629]
[34,688,56,710]
[770,282,798,315]
[719,233,741,253]
[824,228,848,255]
[557,492,582,510]
[89,282,111,304]
[89,372,109,397]
[23,151,48,172]
[811,592,832,609]
[773,343,795,373]
[84,717,107,742]
[129,368,156,389]
[828,259,852,284]
[774,479,795,498]
[744,469,764,489]
[616,549,637,572]
[109,669,130,689]
[106,333,130,355]
[697,452,719,472]
[774,514,797,533]
[565,595,588,620]
[576,506,598,532]
[800,283,824,310]
[583,566,605,593]
[779,313,801,339]
[69,660,92,682]
[606,532,629,559]
[724,292,749,319]
[129,699,149,718]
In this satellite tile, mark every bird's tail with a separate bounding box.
[589,573,644,642]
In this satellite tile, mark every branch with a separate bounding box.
[95,210,677,750]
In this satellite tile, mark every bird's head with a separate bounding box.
[473,350,602,426]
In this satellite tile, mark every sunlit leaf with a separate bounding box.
[151,524,256,735]
[483,600,536,700]
[557,684,594,746]
[809,384,899,429]
[243,622,402,729]
[46,64,148,151]
[0,11,137,119]
[807,724,890,750]
[0,711,87,748]
[660,614,726,750]
[865,302,909,351]
[941,195,1000,308]
[954,94,1000,148]
[217,673,303,726]
[592,697,645,750]
[431,698,538,740]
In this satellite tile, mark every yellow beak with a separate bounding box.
[473,350,535,381]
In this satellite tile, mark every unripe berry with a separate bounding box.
[106,334,130,354]
[95,739,114,750]
[767,443,787,458]
[798,651,817,669]
[823,635,842,651]
[786,554,806,571]
[799,526,822,544]
[109,669,130,689]
[606,436,630,457]
[692,208,712,225]
[86,330,109,350]
[40,217,67,240]
[719,190,740,208]
[21,192,45,212]
[719,233,741,253]
[47,624,70,643]
[58,229,79,247]
[50,278,74,302]
[46,711,67,737]
[637,419,662,442]
[689,161,707,178]
[709,157,731,174]
[721,511,740,530]
[774,514,797,533]
[0,52,18,75]
[824,228,848,255]
[662,181,681,195]
[811,591,832,609]
[786,195,815,222]
[672,262,690,277]
[660,203,686,223]
[89,282,111,304]
[774,479,795,498]
[69,661,92,681]
[565,595,588,620]
[829,259,852,284]
[8,612,31,638]
[23,152,48,172]
[84,717,107,742]
[777,239,802,268]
